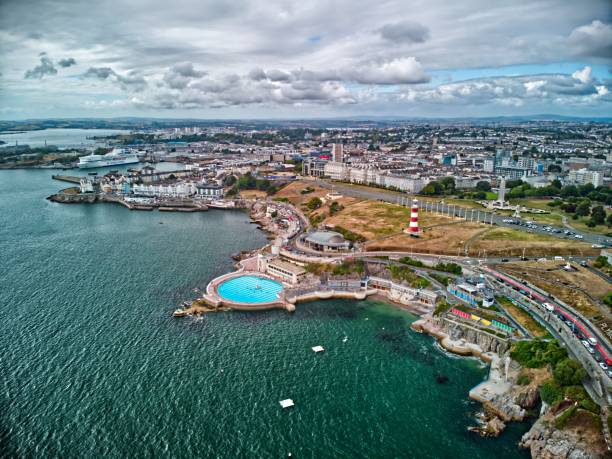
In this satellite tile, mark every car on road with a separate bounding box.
[607,370,612,378]
[582,340,591,348]
[599,362,608,371]
[588,347,595,354]
[501,258,509,262]
[575,234,584,239]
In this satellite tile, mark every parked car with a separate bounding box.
[599,362,608,371]
[581,340,590,348]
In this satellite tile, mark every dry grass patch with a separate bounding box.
[323,200,459,241]
[366,222,486,254]
[239,189,268,199]
[500,262,607,318]
[470,227,597,257]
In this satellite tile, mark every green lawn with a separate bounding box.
[510,198,611,235]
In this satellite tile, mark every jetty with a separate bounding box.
[52,174,81,184]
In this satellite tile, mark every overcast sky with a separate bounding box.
[0,0,610,119]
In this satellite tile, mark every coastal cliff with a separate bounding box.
[520,405,608,458]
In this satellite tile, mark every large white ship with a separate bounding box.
[78,148,140,169]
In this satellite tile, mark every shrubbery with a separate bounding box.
[510,340,567,368]
[433,262,462,276]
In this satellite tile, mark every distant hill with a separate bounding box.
[1,114,610,132]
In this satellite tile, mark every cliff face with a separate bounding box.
[520,416,604,459]
[434,316,510,355]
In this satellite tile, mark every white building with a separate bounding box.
[324,161,348,180]
[567,169,603,187]
[257,256,306,284]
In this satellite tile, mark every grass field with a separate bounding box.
[511,198,611,235]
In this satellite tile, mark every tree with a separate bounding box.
[560,185,579,198]
[93,147,110,155]
[607,213,612,227]
[223,175,237,186]
[553,358,586,386]
[440,177,456,193]
[306,197,322,211]
[578,183,595,197]
[551,179,562,189]
[421,181,443,195]
[575,201,591,217]
[590,206,606,225]
[476,181,491,192]
[506,179,523,189]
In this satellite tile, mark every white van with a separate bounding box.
[554,256,564,261]
[542,303,555,312]
[588,337,598,347]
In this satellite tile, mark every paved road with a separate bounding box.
[315,179,610,246]
[484,267,612,404]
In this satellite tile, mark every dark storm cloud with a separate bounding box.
[378,20,430,43]
[24,55,57,79]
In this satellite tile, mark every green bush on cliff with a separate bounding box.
[516,373,531,385]
[540,380,564,405]
[433,300,452,316]
[553,358,587,386]
[510,339,567,368]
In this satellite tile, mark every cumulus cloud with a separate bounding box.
[24,55,57,79]
[83,66,146,91]
[57,57,77,68]
[567,20,612,58]
[162,62,206,89]
[349,57,429,84]
[246,57,429,86]
[401,70,610,107]
[378,21,430,44]
[572,66,592,84]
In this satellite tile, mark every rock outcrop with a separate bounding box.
[434,316,510,355]
[520,416,603,459]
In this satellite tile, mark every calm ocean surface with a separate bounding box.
[0,128,129,148]
[0,169,531,458]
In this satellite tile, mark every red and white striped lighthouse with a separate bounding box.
[405,198,421,236]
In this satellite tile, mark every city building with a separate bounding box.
[332,143,343,163]
[196,183,224,198]
[567,168,603,187]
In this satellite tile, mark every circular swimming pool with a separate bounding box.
[217,275,283,304]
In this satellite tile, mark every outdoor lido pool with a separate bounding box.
[217,275,283,303]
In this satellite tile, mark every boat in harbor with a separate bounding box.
[78,148,139,169]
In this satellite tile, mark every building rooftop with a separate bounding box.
[304,230,349,247]
[268,259,306,275]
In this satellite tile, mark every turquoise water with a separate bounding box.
[218,275,283,303]
[0,169,531,458]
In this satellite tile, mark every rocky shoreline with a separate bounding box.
[413,315,609,458]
